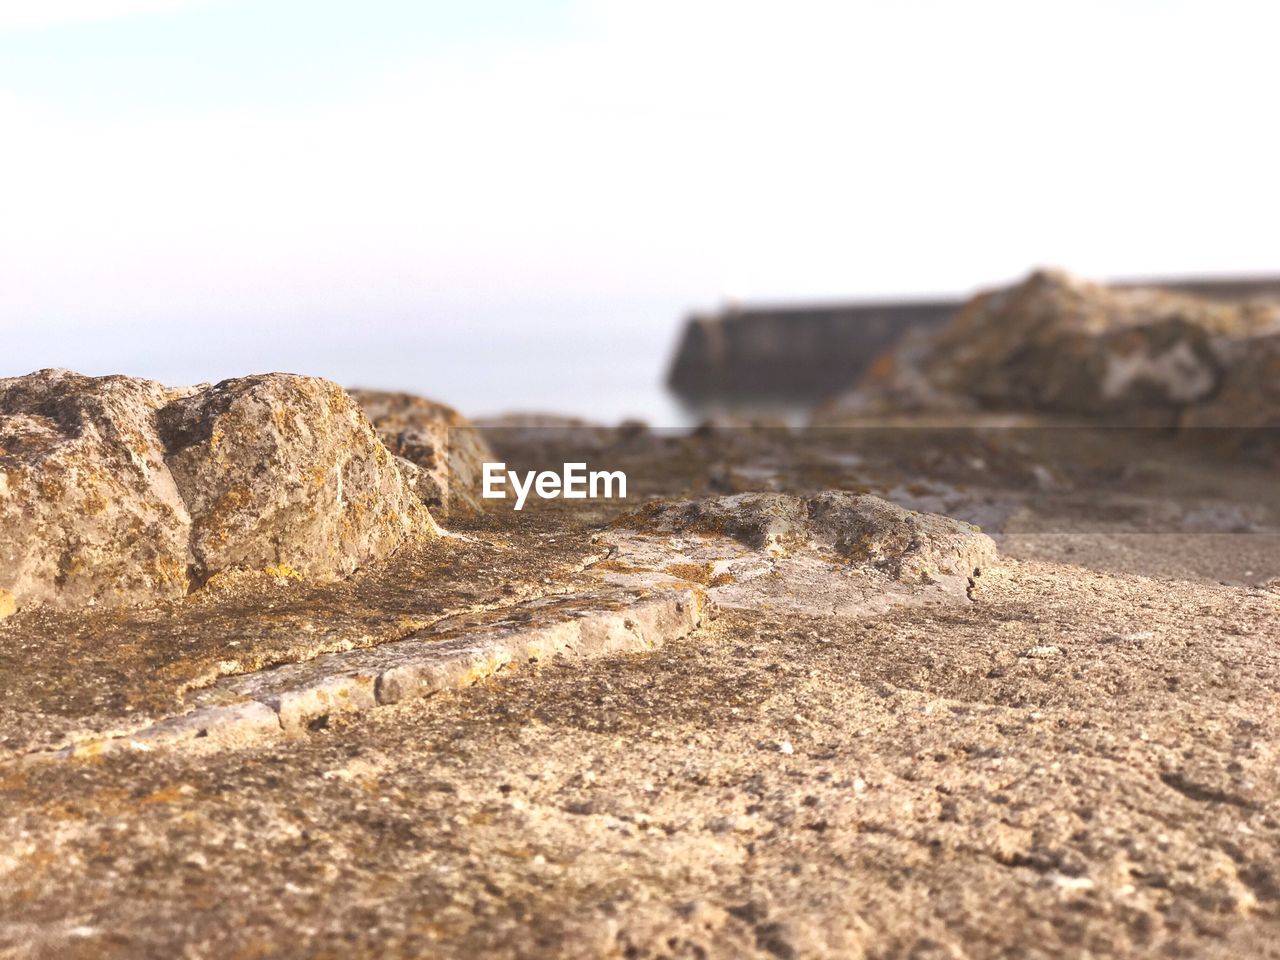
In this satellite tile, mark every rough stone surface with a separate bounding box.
[1,559,1277,959]
[0,533,603,756]
[2,368,1279,959]
[1182,333,1280,458]
[834,270,1280,421]
[160,375,433,586]
[0,370,433,616]
[54,586,704,754]
[350,389,495,520]
[619,491,996,582]
[0,370,197,615]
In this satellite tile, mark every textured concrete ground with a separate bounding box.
[1,549,1278,959]
[2,419,1277,958]
[0,534,603,755]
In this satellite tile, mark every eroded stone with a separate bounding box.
[0,370,435,615]
[350,389,494,520]
[0,370,196,613]
[1182,332,1280,458]
[831,270,1280,421]
[160,374,433,585]
[618,492,996,582]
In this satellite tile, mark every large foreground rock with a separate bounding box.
[0,370,433,617]
[834,270,1280,421]
[350,390,494,520]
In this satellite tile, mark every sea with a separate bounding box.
[9,308,707,427]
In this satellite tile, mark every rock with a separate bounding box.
[619,492,995,582]
[837,270,1280,421]
[159,375,433,586]
[814,327,977,421]
[1181,333,1280,457]
[948,270,1280,416]
[348,390,494,520]
[0,370,196,615]
[625,492,810,554]
[0,370,434,616]
[805,491,995,581]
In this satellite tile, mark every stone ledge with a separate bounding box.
[51,587,705,758]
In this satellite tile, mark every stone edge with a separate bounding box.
[50,587,706,760]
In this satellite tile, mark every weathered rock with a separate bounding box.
[836,270,1280,421]
[1181,333,1280,457]
[0,370,434,616]
[4,559,1279,959]
[1183,332,1280,427]
[804,491,995,580]
[349,390,494,520]
[623,492,810,554]
[0,370,195,615]
[619,491,995,582]
[159,375,434,586]
[4,372,1280,960]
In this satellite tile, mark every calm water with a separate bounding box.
[8,309,701,426]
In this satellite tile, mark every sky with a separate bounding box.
[1,0,1277,420]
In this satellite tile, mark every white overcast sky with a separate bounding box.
[1,0,1276,415]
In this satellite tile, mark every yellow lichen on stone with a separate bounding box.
[326,383,349,414]
[151,555,189,590]
[82,485,110,515]
[0,590,15,619]
[265,564,304,581]
[663,561,717,585]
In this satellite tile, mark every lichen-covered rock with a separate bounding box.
[0,370,434,617]
[0,370,196,614]
[160,375,434,586]
[835,270,1280,421]
[349,390,494,520]
[620,491,995,582]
